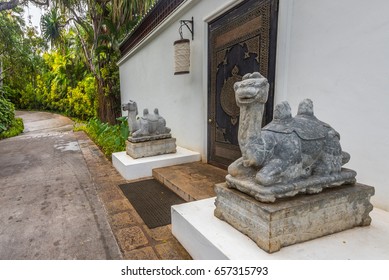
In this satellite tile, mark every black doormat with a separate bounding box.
[119,179,185,229]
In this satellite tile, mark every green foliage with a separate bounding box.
[49,0,156,124]
[1,10,47,107]
[1,1,156,125]
[0,118,24,140]
[1,8,96,120]
[76,116,129,158]
[67,77,97,119]
[0,96,15,132]
[0,96,23,139]
[16,47,97,120]
[41,8,65,48]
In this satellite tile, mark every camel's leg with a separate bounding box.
[255,159,284,185]
[256,159,303,186]
[228,157,256,178]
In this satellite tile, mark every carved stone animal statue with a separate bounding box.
[122,100,171,140]
[228,72,350,186]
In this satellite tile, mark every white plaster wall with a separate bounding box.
[119,0,243,161]
[119,0,389,210]
[276,0,389,210]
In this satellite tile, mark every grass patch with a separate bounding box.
[74,117,129,158]
[0,118,24,139]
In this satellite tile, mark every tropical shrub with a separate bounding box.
[0,96,24,139]
[67,76,97,119]
[0,96,15,132]
[2,2,156,125]
[16,50,97,120]
[0,118,24,139]
[75,116,129,158]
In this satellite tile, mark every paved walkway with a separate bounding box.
[0,111,121,259]
[0,111,190,260]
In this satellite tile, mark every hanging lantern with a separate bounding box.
[174,39,190,75]
[173,17,194,75]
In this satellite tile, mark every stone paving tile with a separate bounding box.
[95,182,119,193]
[99,189,126,204]
[142,225,173,242]
[127,208,145,225]
[115,226,149,252]
[92,174,118,184]
[123,247,159,260]
[153,162,228,201]
[110,212,137,230]
[154,239,192,260]
[105,199,133,215]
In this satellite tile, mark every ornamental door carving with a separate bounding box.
[208,0,278,169]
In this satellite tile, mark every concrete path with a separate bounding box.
[0,111,122,259]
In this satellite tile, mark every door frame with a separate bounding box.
[206,0,279,169]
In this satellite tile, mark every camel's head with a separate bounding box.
[234,72,269,106]
[122,100,138,115]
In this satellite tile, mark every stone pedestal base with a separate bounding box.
[112,147,201,181]
[214,182,374,253]
[126,138,176,159]
[128,133,171,143]
[226,168,357,203]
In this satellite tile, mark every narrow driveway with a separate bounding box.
[0,111,122,259]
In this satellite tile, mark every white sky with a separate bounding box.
[23,2,45,33]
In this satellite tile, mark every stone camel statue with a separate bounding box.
[228,72,352,187]
[121,100,171,141]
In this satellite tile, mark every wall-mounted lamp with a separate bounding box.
[174,17,194,75]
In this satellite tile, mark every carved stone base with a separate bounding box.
[128,133,172,143]
[126,138,176,159]
[214,182,374,253]
[226,168,357,203]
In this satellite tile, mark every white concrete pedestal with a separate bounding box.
[171,198,389,259]
[112,146,200,180]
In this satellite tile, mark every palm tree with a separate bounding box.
[39,0,156,124]
[112,0,155,26]
[40,8,64,48]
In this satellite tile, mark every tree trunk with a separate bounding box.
[96,78,121,125]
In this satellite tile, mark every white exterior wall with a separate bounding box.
[276,0,389,210]
[119,0,389,210]
[118,0,244,161]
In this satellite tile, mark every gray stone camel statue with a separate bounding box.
[226,72,356,202]
[122,100,171,142]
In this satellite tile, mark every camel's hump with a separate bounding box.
[263,115,334,140]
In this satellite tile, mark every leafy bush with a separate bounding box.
[0,118,24,139]
[75,116,129,158]
[0,96,24,139]
[12,48,97,120]
[67,76,96,119]
[0,96,15,133]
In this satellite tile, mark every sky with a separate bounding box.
[23,2,44,33]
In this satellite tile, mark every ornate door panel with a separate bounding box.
[208,0,278,169]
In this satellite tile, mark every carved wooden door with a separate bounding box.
[208,0,278,169]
